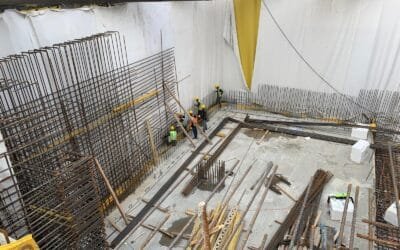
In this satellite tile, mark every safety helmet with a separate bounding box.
[200,104,206,110]
[170,125,175,130]
[189,110,193,115]
[214,83,220,89]
[194,96,200,101]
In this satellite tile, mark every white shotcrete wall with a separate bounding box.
[252,0,400,95]
[0,1,234,109]
[1,0,400,103]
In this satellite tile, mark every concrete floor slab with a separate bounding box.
[107,109,375,249]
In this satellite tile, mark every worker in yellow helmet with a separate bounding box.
[194,97,201,115]
[215,84,223,108]
[168,125,177,146]
[198,103,208,131]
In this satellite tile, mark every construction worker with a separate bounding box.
[194,97,201,115]
[199,103,208,131]
[189,110,198,139]
[177,113,187,130]
[215,84,223,108]
[168,125,177,146]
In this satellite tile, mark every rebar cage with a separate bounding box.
[224,85,400,130]
[0,31,178,248]
[0,152,106,249]
[374,133,400,249]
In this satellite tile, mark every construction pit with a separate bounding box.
[106,109,375,249]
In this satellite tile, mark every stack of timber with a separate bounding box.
[188,203,242,250]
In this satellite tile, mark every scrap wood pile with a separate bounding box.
[188,203,242,250]
[268,169,333,249]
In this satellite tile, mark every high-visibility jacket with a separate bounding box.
[169,130,177,141]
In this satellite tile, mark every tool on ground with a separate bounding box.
[327,192,354,203]
[266,173,291,195]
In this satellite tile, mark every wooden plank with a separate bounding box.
[357,234,400,248]
[256,130,269,145]
[142,224,174,238]
[368,188,373,250]
[141,198,169,213]
[349,186,360,249]
[145,120,159,166]
[337,184,352,248]
[275,184,297,202]
[107,218,122,233]
[140,214,170,249]
[94,158,129,225]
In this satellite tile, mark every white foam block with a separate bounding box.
[351,128,369,140]
[384,201,400,226]
[351,140,370,163]
[329,197,354,222]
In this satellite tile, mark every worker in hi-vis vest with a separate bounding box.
[215,84,223,108]
[169,125,177,146]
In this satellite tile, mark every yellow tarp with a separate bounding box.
[234,0,261,90]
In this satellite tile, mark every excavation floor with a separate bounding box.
[106,109,374,249]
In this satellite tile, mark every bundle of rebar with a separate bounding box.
[266,169,333,249]
[182,160,226,196]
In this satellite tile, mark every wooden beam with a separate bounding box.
[94,158,129,225]
[256,130,269,145]
[107,218,122,233]
[141,198,168,213]
[357,234,400,248]
[145,120,159,166]
[368,188,374,250]
[140,214,170,249]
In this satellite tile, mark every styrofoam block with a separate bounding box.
[351,140,370,163]
[329,197,354,222]
[384,201,400,226]
[351,128,369,140]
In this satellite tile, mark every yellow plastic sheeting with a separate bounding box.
[0,235,39,250]
[234,0,261,90]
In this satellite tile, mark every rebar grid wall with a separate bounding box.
[374,134,400,249]
[0,32,178,246]
[224,85,400,130]
[0,152,106,249]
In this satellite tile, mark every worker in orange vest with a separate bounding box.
[189,110,198,139]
